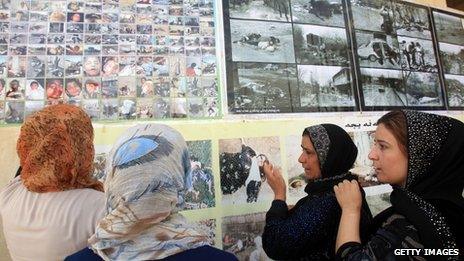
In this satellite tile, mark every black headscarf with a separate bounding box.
[389,110,464,254]
[303,124,359,194]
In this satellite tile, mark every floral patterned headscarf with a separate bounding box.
[17,104,102,192]
[89,124,208,260]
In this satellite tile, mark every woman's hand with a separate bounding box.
[333,180,362,213]
[263,161,286,201]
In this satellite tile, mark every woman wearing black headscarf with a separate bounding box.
[334,110,464,260]
[262,124,372,260]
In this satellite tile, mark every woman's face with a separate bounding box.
[298,135,321,180]
[66,82,81,97]
[84,57,101,76]
[368,123,408,187]
[103,59,118,75]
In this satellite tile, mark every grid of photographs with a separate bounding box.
[0,0,219,124]
[433,10,464,108]
[223,0,456,114]
[350,0,443,109]
[223,0,358,113]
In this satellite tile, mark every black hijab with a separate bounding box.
[389,110,464,254]
[303,124,359,194]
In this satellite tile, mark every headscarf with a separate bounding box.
[16,104,102,192]
[389,110,464,254]
[89,124,208,260]
[303,124,359,194]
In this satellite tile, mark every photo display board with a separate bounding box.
[223,0,455,113]
[432,9,464,109]
[223,0,359,113]
[0,0,220,124]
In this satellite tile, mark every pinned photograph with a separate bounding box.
[118,77,136,97]
[154,77,170,97]
[366,192,391,216]
[25,56,45,78]
[119,98,137,120]
[391,1,431,39]
[48,34,65,44]
[398,37,437,72]
[444,74,464,107]
[24,100,44,119]
[9,45,27,55]
[136,77,154,97]
[355,31,400,69]
[67,12,84,23]
[7,56,26,77]
[291,0,345,27]
[47,45,65,55]
[5,101,25,123]
[219,137,279,204]
[65,56,83,77]
[293,24,349,66]
[204,97,219,117]
[46,78,64,100]
[228,0,290,22]
[83,56,101,77]
[351,0,395,35]
[232,62,297,113]
[136,98,154,119]
[403,71,443,106]
[360,68,406,107]
[10,34,27,44]
[439,42,464,75]
[83,78,100,99]
[433,11,464,46]
[102,56,119,77]
[170,97,187,118]
[84,45,101,56]
[153,97,170,118]
[66,23,84,34]
[230,19,295,63]
[49,22,64,33]
[0,101,3,121]
[188,97,204,117]
[186,77,201,97]
[47,56,64,77]
[67,1,84,12]
[119,56,137,76]
[28,45,47,55]
[100,98,119,120]
[297,65,356,108]
[201,55,216,75]
[82,99,100,119]
[6,78,25,100]
[25,79,45,100]
[169,56,186,77]
[202,77,218,97]
[0,78,5,98]
[65,78,83,99]
[184,140,215,209]
[222,212,270,260]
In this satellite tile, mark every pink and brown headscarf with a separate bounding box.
[17,104,102,192]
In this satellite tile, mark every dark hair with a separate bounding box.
[302,128,310,137]
[377,110,407,154]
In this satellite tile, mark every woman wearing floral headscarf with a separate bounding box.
[262,124,372,260]
[334,110,464,260]
[0,104,105,261]
[67,124,237,261]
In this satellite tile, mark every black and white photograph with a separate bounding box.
[205,97,219,117]
[26,56,46,77]
[231,62,298,113]
[392,1,431,39]
[398,36,437,72]
[219,137,279,204]
[439,42,464,75]
[349,131,380,187]
[170,97,188,118]
[65,56,83,77]
[444,74,464,107]
[202,77,218,97]
[184,140,215,209]
[6,78,25,100]
[355,31,400,69]
[403,71,443,107]
[228,0,291,22]
[222,212,270,261]
[297,65,356,108]
[350,0,395,35]
[433,11,464,46]
[291,0,345,27]
[101,78,118,98]
[294,24,349,66]
[25,79,45,100]
[365,192,391,216]
[360,68,406,107]
[230,19,295,63]
[7,56,26,77]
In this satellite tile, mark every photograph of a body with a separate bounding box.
[228,0,291,22]
[291,0,345,27]
[439,42,464,75]
[219,137,280,204]
[444,74,464,107]
[232,62,298,113]
[433,11,464,46]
